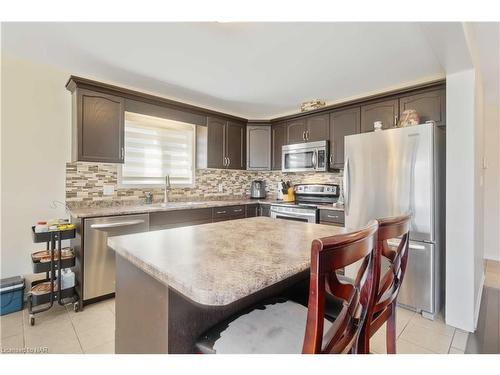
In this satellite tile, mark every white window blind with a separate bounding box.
[121,112,195,186]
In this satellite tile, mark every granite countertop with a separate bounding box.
[68,198,277,219]
[108,217,346,306]
[69,198,344,219]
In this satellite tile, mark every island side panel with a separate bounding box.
[167,270,310,353]
[115,254,169,354]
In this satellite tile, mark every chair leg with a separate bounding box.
[386,302,397,354]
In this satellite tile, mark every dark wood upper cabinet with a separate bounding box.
[206,117,226,169]
[329,107,360,170]
[305,114,329,142]
[360,99,399,133]
[225,121,246,170]
[74,89,125,163]
[272,122,286,170]
[399,89,446,127]
[206,117,246,170]
[286,119,307,144]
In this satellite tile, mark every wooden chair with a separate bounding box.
[194,220,379,354]
[358,214,411,354]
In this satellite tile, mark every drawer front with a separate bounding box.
[319,210,345,224]
[212,205,246,219]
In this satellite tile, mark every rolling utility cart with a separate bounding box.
[28,226,79,325]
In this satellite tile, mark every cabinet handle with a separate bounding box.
[329,154,333,166]
[302,131,306,141]
[233,209,243,213]
[216,210,227,214]
[121,147,124,160]
[306,130,310,141]
[394,114,398,126]
[227,157,231,167]
[327,214,339,219]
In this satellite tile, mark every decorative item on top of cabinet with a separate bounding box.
[246,124,271,170]
[69,88,125,163]
[271,122,286,170]
[300,99,326,112]
[398,109,420,128]
[360,98,399,133]
[329,107,360,170]
[399,88,446,127]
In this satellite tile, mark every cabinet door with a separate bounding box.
[360,99,399,133]
[306,114,329,142]
[247,125,271,170]
[149,208,212,231]
[78,89,124,163]
[207,117,226,169]
[246,204,259,218]
[286,119,307,144]
[399,89,446,127]
[329,107,360,169]
[225,121,246,170]
[271,122,287,170]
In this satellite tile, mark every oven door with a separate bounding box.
[270,207,317,223]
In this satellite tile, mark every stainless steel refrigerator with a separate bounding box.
[344,123,445,319]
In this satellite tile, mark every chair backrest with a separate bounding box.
[302,220,379,354]
[372,214,411,315]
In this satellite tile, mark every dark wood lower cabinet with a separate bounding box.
[149,208,213,231]
[212,205,246,222]
[319,209,345,227]
[260,204,271,217]
[246,204,259,218]
[149,204,271,231]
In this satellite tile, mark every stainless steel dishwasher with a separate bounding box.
[83,214,149,301]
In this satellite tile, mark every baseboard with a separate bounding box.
[484,255,500,262]
[474,272,485,330]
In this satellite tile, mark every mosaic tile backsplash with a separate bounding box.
[66,162,343,208]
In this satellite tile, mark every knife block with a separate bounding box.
[283,187,295,202]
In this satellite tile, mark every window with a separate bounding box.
[120,112,195,187]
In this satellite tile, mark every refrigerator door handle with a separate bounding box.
[344,157,350,216]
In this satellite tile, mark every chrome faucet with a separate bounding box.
[164,175,171,204]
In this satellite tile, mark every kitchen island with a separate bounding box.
[108,216,345,354]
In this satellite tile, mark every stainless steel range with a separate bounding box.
[270,184,340,223]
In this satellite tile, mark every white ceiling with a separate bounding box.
[2,22,446,119]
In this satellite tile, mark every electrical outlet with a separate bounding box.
[103,185,115,196]
[218,184,224,193]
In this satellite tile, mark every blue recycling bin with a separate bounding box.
[0,276,25,315]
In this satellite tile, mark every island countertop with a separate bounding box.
[108,217,345,306]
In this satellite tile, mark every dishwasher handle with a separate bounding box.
[90,220,146,229]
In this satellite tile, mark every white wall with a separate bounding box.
[445,70,477,332]
[483,104,500,261]
[1,55,71,278]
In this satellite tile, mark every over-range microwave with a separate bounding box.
[282,140,329,172]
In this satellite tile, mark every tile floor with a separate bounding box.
[1,296,465,354]
[8,259,500,355]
